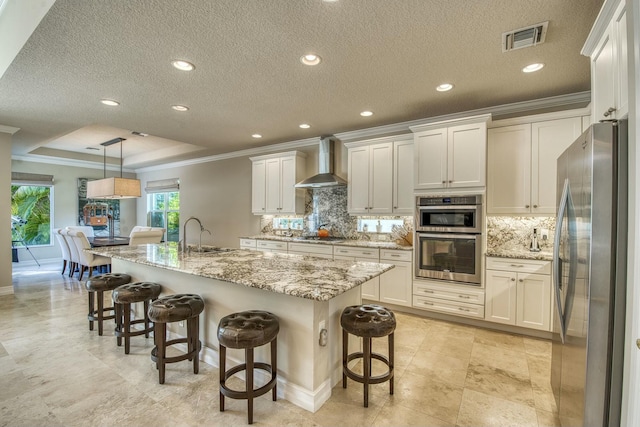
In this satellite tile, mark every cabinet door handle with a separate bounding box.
[442,180,446,184]
[533,204,538,208]
[393,206,398,209]
[511,278,516,281]
[603,107,617,117]
[448,180,453,184]
[519,279,524,283]
[525,204,530,208]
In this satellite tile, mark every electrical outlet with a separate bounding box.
[540,228,549,240]
[319,320,325,331]
[179,321,184,327]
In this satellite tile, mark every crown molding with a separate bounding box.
[581,0,621,56]
[336,92,590,142]
[11,154,136,173]
[0,124,20,134]
[136,137,319,173]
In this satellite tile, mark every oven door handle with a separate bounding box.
[417,205,478,211]
[416,232,480,240]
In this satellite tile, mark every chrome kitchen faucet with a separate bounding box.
[181,216,204,253]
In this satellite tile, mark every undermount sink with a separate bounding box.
[194,246,235,254]
[293,236,345,243]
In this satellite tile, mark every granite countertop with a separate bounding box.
[486,246,553,261]
[87,242,394,302]
[242,235,413,251]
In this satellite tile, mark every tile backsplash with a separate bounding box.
[486,216,556,251]
[260,186,412,240]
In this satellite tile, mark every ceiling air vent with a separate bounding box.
[502,21,548,52]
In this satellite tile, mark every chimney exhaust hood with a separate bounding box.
[295,137,347,188]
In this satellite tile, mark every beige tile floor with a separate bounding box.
[2,260,561,427]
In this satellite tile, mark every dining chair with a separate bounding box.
[129,229,165,246]
[67,230,111,280]
[66,225,95,238]
[60,229,80,277]
[53,228,72,275]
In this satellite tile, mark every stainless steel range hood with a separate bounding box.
[295,137,347,188]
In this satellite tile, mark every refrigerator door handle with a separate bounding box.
[553,178,570,343]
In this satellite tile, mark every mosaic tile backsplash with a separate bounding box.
[486,216,556,251]
[260,186,412,240]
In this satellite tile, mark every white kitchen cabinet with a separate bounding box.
[250,151,306,215]
[346,142,393,214]
[392,139,414,214]
[485,257,552,331]
[487,116,582,214]
[240,238,257,250]
[412,279,485,319]
[584,0,628,122]
[411,115,490,191]
[379,249,412,307]
[287,242,334,259]
[255,239,288,254]
[334,246,380,300]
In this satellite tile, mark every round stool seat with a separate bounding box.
[113,282,162,304]
[340,304,397,338]
[86,273,132,292]
[148,294,204,323]
[218,310,279,349]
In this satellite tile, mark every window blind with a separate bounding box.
[11,172,54,186]
[144,178,180,193]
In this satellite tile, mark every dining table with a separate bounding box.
[87,236,130,247]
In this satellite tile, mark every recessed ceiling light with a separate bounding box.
[300,54,322,66]
[100,99,120,106]
[171,105,189,111]
[171,60,195,71]
[360,111,373,117]
[299,124,311,129]
[252,134,262,138]
[436,83,454,92]
[522,63,544,73]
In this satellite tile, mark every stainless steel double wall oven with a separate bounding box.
[414,195,483,285]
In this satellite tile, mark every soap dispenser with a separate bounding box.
[530,228,541,252]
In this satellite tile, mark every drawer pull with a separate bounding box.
[423,289,434,293]
[510,264,524,268]
[390,254,400,257]
[458,307,471,312]
[422,301,434,306]
[458,295,470,299]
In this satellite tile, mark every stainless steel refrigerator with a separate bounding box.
[552,120,627,426]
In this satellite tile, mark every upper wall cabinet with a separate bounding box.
[345,135,413,215]
[487,112,584,214]
[250,151,306,215]
[583,0,627,122]
[410,115,491,192]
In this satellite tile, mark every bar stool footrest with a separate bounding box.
[114,319,154,339]
[220,362,277,400]
[343,351,394,384]
[150,338,201,364]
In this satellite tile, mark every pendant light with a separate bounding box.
[86,138,141,199]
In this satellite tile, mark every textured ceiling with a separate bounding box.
[1,0,604,169]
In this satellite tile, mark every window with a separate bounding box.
[147,191,180,242]
[11,185,53,247]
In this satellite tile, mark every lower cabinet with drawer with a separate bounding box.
[413,280,485,319]
[485,257,552,331]
[379,249,412,307]
[239,238,257,250]
[287,242,334,259]
[334,246,380,300]
[255,239,288,254]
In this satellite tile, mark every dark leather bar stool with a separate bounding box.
[147,294,204,384]
[85,273,132,335]
[112,282,162,354]
[218,310,279,425]
[341,304,396,407]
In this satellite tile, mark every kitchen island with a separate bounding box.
[88,243,393,412]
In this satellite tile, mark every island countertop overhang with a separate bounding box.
[87,242,394,301]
